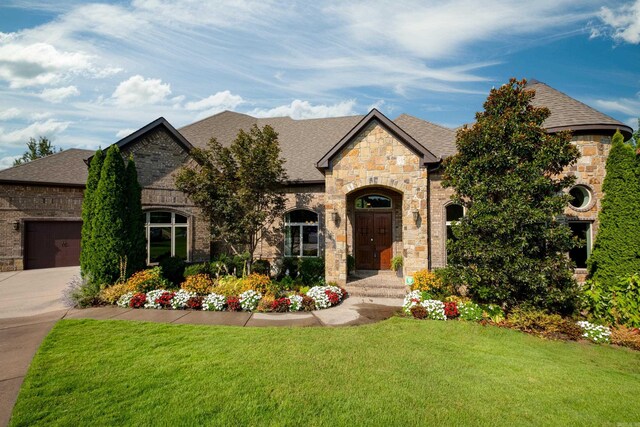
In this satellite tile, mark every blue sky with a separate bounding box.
[0,0,639,169]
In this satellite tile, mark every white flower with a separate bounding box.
[577,321,611,344]
[421,299,447,321]
[307,285,343,309]
[239,290,262,311]
[403,290,423,314]
[172,289,196,309]
[289,294,304,311]
[144,289,167,309]
[202,293,226,311]
[117,292,134,308]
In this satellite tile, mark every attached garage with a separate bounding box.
[24,221,82,269]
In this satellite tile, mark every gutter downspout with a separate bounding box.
[426,161,442,271]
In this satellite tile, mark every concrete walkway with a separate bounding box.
[0,296,402,426]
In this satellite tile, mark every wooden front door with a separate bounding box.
[355,212,392,270]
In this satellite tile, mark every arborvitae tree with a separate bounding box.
[80,149,104,278]
[442,78,580,314]
[124,157,146,276]
[91,145,127,285]
[588,130,640,286]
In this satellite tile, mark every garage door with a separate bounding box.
[25,221,82,269]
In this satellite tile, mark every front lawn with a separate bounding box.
[11,318,640,426]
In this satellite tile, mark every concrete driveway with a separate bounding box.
[0,266,78,319]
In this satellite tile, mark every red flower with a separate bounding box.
[129,293,147,308]
[444,301,459,319]
[325,289,340,305]
[227,296,242,311]
[186,296,203,310]
[155,291,175,309]
[272,297,292,313]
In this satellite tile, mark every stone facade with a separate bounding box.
[0,184,84,271]
[323,120,429,285]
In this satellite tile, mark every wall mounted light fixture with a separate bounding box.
[412,210,419,224]
[331,211,339,224]
[12,220,19,231]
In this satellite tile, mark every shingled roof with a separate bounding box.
[527,80,632,139]
[0,148,93,186]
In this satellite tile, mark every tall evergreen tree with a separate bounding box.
[442,78,580,313]
[124,157,146,276]
[588,130,640,286]
[80,149,104,277]
[91,145,127,285]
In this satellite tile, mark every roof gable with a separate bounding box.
[316,109,440,170]
[115,117,194,153]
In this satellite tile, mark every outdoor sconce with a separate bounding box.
[12,220,19,231]
[331,211,339,224]
[412,210,419,224]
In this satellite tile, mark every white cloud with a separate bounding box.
[0,119,71,146]
[595,0,640,44]
[111,75,172,107]
[0,41,93,88]
[116,128,135,138]
[0,155,21,170]
[251,99,357,119]
[185,91,244,111]
[367,99,385,111]
[594,98,640,117]
[39,85,80,103]
[0,108,21,121]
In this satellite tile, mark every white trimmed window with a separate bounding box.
[145,211,188,263]
[284,210,319,257]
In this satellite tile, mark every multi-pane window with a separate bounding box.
[445,204,465,261]
[568,221,592,269]
[145,211,188,263]
[284,210,318,257]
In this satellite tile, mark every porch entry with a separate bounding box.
[355,212,392,270]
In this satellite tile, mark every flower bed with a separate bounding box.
[115,284,347,313]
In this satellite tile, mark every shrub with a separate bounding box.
[410,305,428,319]
[391,256,403,272]
[458,301,483,321]
[508,308,582,340]
[611,325,640,351]
[298,257,324,284]
[202,293,226,311]
[99,282,135,304]
[159,256,186,287]
[252,259,271,276]
[482,304,505,323]
[215,275,246,296]
[301,295,315,312]
[186,296,203,310]
[581,274,640,328]
[123,157,146,276]
[181,274,215,294]
[125,267,170,293]
[239,290,261,311]
[227,296,242,311]
[276,257,299,280]
[576,321,611,344]
[80,149,103,278]
[272,297,291,313]
[184,263,211,278]
[258,295,275,312]
[411,270,443,293]
[63,276,101,308]
[129,293,147,308]
[242,273,272,295]
[444,301,459,319]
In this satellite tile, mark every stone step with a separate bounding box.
[344,286,408,298]
[346,281,406,289]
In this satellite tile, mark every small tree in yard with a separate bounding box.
[124,157,147,276]
[175,125,287,273]
[90,145,127,285]
[442,78,580,314]
[13,136,61,166]
[588,130,640,287]
[80,149,104,278]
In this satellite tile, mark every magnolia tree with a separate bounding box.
[442,78,580,314]
[175,125,287,273]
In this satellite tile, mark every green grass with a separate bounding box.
[11,318,640,426]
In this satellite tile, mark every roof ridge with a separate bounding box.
[256,113,365,123]
[395,113,455,132]
[178,110,256,131]
[527,80,623,125]
[0,148,89,173]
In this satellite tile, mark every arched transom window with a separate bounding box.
[145,211,188,263]
[355,194,391,209]
[284,210,319,257]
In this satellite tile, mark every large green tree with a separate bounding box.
[90,145,127,285]
[124,157,147,275]
[588,130,640,286]
[13,137,61,166]
[175,124,287,273]
[80,149,104,278]
[442,78,580,313]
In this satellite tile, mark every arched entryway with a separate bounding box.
[346,187,403,271]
